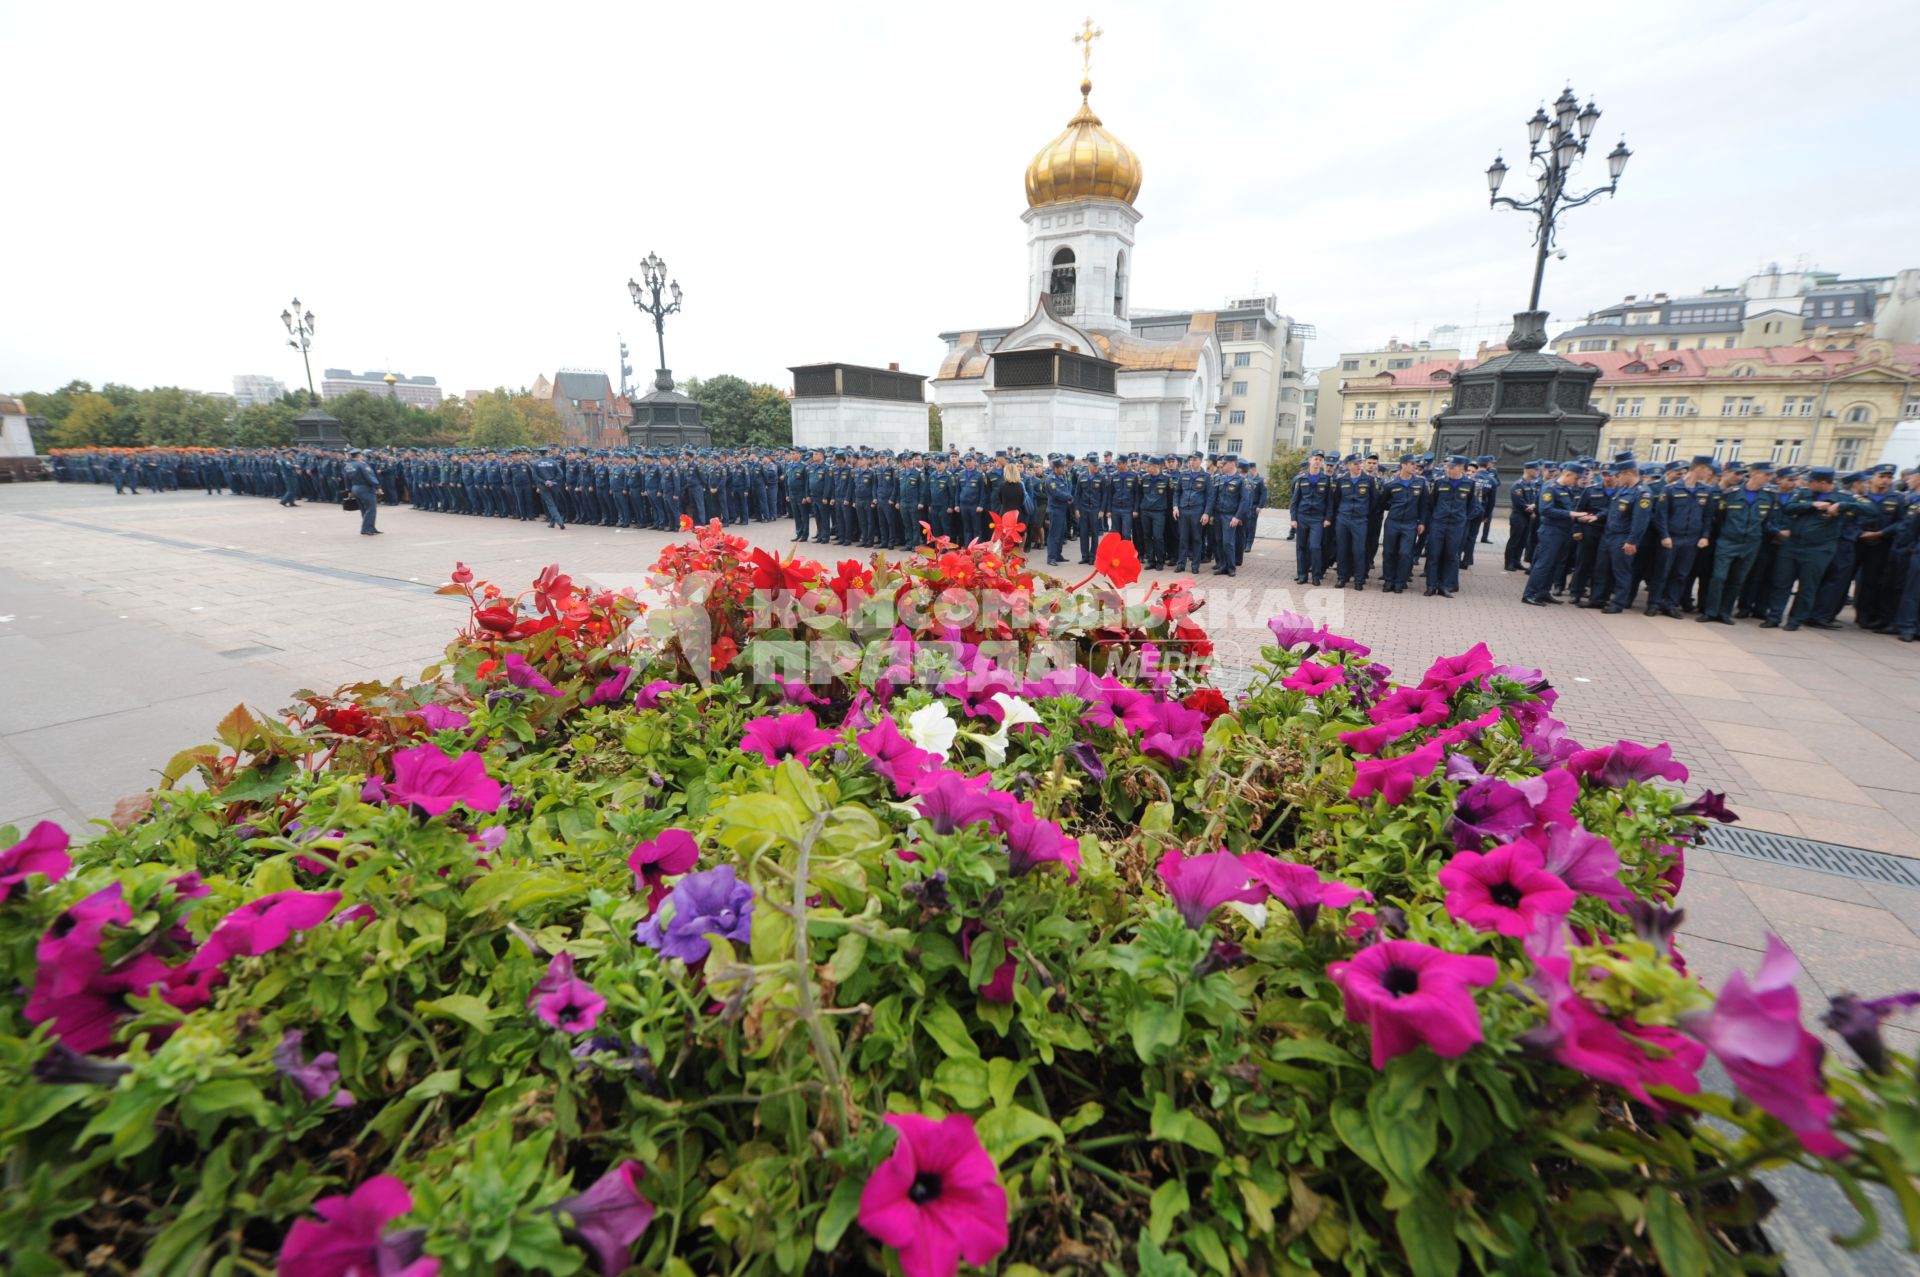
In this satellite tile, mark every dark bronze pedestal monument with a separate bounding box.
[1430,311,1609,466]
[625,369,710,449]
[292,406,349,450]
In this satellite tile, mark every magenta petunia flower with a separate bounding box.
[527,952,606,1034]
[1265,611,1321,650]
[386,744,504,817]
[1691,936,1844,1158]
[502,651,561,697]
[858,1113,1009,1277]
[1368,685,1452,728]
[274,1028,355,1108]
[999,809,1081,880]
[767,672,829,707]
[1448,765,1578,851]
[1327,940,1499,1069]
[0,820,71,899]
[636,864,753,965]
[1675,789,1740,824]
[629,828,700,916]
[1156,847,1265,929]
[184,890,342,973]
[1522,954,1704,1107]
[1567,739,1690,788]
[23,884,174,1052]
[1244,854,1370,933]
[1316,630,1372,658]
[359,775,387,804]
[1419,643,1495,694]
[584,666,636,708]
[634,679,680,710]
[1438,843,1575,938]
[960,922,1018,1003]
[1519,716,1583,767]
[856,715,941,795]
[1339,714,1421,756]
[1281,660,1346,697]
[548,1161,656,1277]
[1349,739,1445,806]
[739,709,838,767]
[1530,821,1631,909]
[910,768,1012,836]
[416,703,470,732]
[278,1174,439,1277]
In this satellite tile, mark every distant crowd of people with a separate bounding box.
[1283,447,1920,639]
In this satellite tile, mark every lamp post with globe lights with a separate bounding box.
[1426,88,1631,466]
[1484,86,1631,313]
[627,252,683,394]
[622,252,709,448]
[281,298,319,406]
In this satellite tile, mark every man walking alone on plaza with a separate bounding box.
[343,451,382,537]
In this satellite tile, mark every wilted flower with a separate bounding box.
[1822,991,1920,1074]
[1675,790,1740,824]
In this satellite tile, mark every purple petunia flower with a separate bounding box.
[359,775,387,804]
[1000,809,1081,880]
[416,703,470,732]
[1520,715,1583,767]
[0,820,71,899]
[739,709,838,767]
[1447,765,1578,851]
[910,768,1013,836]
[1823,990,1920,1074]
[1157,847,1264,929]
[1244,854,1370,933]
[636,864,753,965]
[548,1161,657,1277]
[184,890,342,973]
[527,951,606,1034]
[585,666,636,708]
[500,650,561,697]
[274,1028,355,1108]
[1067,741,1107,783]
[1567,739,1690,788]
[634,680,680,710]
[277,1175,439,1277]
[855,715,941,795]
[1265,611,1320,651]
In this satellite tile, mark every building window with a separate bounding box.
[1724,338,1736,348]
[1354,437,1373,455]
[1833,437,1864,469]
[1667,340,1680,350]
[1818,300,1836,317]
[1783,395,1814,416]
[1048,247,1076,313]
[1738,398,1761,416]
[1576,338,1610,352]
[1657,396,1691,416]
[1771,439,1804,464]
[1233,351,1251,367]
[1232,381,1248,397]
[1387,358,1413,370]
[1226,437,1245,452]
[1902,398,1920,420]
[1732,366,1754,378]
[1228,410,1246,424]
[1353,402,1376,420]
[1844,405,1872,424]
[1656,439,1681,462]
[1710,438,1743,462]
[1614,397,1644,417]
[1341,359,1359,371]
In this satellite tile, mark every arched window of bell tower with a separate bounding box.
[1049,248,1077,314]
[1113,250,1128,320]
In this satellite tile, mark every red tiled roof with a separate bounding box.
[1570,343,1920,383]
[1348,359,1474,388]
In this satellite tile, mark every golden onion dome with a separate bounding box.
[1024,79,1142,209]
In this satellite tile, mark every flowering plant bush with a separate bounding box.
[1,545,1916,1277]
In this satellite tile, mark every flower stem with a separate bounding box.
[789,806,850,1142]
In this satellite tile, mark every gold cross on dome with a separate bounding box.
[1074,16,1103,78]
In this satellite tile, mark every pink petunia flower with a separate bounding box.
[1567,739,1690,788]
[1244,854,1371,933]
[1438,843,1575,938]
[858,1113,1009,1277]
[1265,611,1321,650]
[1419,643,1495,694]
[0,820,72,899]
[1349,739,1445,806]
[584,666,636,708]
[386,744,504,817]
[1338,714,1422,756]
[416,703,470,732]
[278,1175,438,1277]
[1281,660,1346,697]
[528,952,606,1034]
[855,715,941,795]
[1156,847,1265,930]
[739,709,838,767]
[547,1161,656,1277]
[1690,936,1845,1158]
[633,680,680,710]
[1368,685,1453,728]
[184,890,342,973]
[999,809,1081,881]
[1327,940,1499,1069]
[1530,822,1631,909]
[1522,954,1704,1108]
[960,922,1018,1004]
[629,829,700,916]
[502,651,562,698]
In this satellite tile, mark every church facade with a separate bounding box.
[932,69,1224,459]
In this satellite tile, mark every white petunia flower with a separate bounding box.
[906,702,956,759]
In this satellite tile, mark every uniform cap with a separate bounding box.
[1609,460,1637,474]
[1445,454,1468,466]
[1807,466,1837,481]
[1748,460,1774,473]
[1398,453,1416,464]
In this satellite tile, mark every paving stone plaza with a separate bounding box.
[5,479,1918,1062]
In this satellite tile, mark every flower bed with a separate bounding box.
[2,521,1915,1277]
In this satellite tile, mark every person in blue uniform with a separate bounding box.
[1137,456,1171,569]
[1422,455,1474,597]
[1072,452,1102,563]
[1044,458,1075,565]
[1172,453,1209,574]
[1378,455,1428,594]
[1290,452,1334,585]
[1206,454,1251,576]
[1331,453,1378,589]
[1505,460,1541,571]
[1589,459,1652,614]
[1763,466,1873,630]
[342,452,381,536]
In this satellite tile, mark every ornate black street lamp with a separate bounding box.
[623,253,708,448]
[280,298,319,406]
[1427,89,1631,466]
[1485,86,1631,312]
[627,252,684,394]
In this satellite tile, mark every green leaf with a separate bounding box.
[1394,1184,1459,1277]
[933,1057,991,1109]
[1060,1101,1104,1135]
[180,1079,273,1128]
[1368,1079,1438,1185]
[826,931,867,983]
[406,1069,463,1100]
[416,993,497,1032]
[1130,1002,1182,1064]
[919,1003,979,1059]
[1150,1178,1191,1245]
[976,1105,1062,1163]
[1642,1190,1708,1277]
[815,1174,864,1251]
[1141,801,1173,833]
[1150,1093,1224,1157]
[1137,1232,1197,1277]
[1331,1100,1388,1180]
[1182,1222,1231,1275]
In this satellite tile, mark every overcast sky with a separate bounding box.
[5,0,1916,401]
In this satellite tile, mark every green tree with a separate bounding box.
[469,391,530,447]
[1265,446,1308,508]
[744,385,792,448]
[230,400,297,448]
[513,395,566,446]
[435,396,475,443]
[22,380,91,429]
[686,375,755,447]
[138,387,232,447]
[324,391,442,448]
[54,393,131,447]
[928,404,943,451]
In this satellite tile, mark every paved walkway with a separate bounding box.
[1,481,1915,1265]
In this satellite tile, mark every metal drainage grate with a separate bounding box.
[1703,824,1920,890]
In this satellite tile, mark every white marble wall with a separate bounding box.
[791,397,929,454]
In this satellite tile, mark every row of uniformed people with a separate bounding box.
[1286,451,1502,595]
[1506,454,1920,638]
[1033,451,1266,576]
